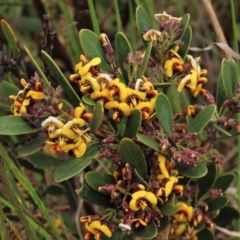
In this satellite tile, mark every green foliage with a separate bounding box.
[155,93,173,137]
[120,138,147,179]
[0,116,41,135]
[54,144,99,182]
[124,109,142,138]
[89,101,104,131]
[115,32,133,84]
[176,162,208,178]
[79,29,112,72]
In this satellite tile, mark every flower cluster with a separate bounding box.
[41,104,93,157]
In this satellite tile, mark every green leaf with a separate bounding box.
[132,220,157,239]
[158,195,179,216]
[157,215,169,232]
[1,19,20,57]
[187,105,216,134]
[136,6,152,47]
[222,59,237,99]
[82,95,96,106]
[120,138,147,179]
[85,172,115,193]
[136,133,159,151]
[205,196,229,212]
[216,71,226,113]
[213,206,239,227]
[216,59,238,114]
[78,179,111,207]
[180,14,190,35]
[155,93,173,136]
[16,136,46,157]
[79,29,112,72]
[26,151,60,169]
[0,80,18,98]
[124,109,142,138]
[0,116,41,135]
[137,42,152,78]
[44,184,65,196]
[178,26,192,60]
[176,162,207,178]
[197,228,214,240]
[115,32,132,85]
[213,173,235,192]
[54,144,99,182]
[41,50,81,106]
[197,163,218,200]
[89,101,104,131]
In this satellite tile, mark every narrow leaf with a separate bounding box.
[216,70,226,113]
[124,109,142,138]
[79,29,112,72]
[155,93,173,136]
[54,144,99,182]
[214,206,239,227]
[41,50,81,106]
[136,133,159,151]
[178,26,192,60]
[16,136,45,157]
[205,196,229,212]
[136,6,152,47]
[137,42,152,78]
[176,162,207,178]
[120,138,147,179]
[0,116,41,135]
[1,19,20,57]
[187,105,216,134]
[197,163,218,200]
[89,101,104,131]
[213,173,235,192]
[78,180,111,207]
[222,59,237,99]
[85,172,115,193]
[115,32,132,85]
[26,151,60,170]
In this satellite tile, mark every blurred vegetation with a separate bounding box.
[0,0,239,239]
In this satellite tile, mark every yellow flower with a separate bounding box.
[85,220,112,240]
[75,56,101,81]
[143,29,162,43]
[41,116,64,134]
[177,69,198,92]
[124,88,147,109]
[108,78,127,101]
[61,138,87,158]
[26,90,45,100]
[134,101,155,120]
[49,128,78,140]
[129,190,157,211]
[164,57,184,77]
[90,88,112,103]
[80,77,101,94]
[96,73,113,90]
[104,101,131,122]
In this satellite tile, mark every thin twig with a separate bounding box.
[201,0,232,59]
[216,225,240,237]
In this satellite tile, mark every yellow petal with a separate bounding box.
[27,90,45,100]
[104,101,119,110]
[118,102,131,116]
[132,190,147,199]
[165,180,174,197]
[164,59,174,77]
[74,141,87,158]
[145,191,158,206]
[99,225,112,237]
[177,75,191,92]
[158,154,169,179]
[129,199,139,211]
